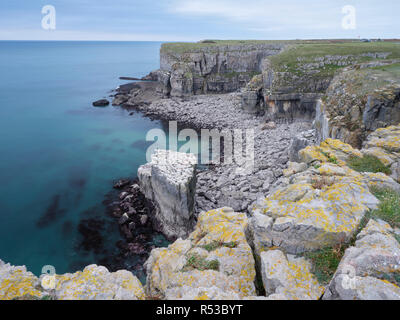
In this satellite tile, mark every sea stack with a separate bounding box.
[138,149,197,240]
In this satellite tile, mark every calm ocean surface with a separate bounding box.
[0,41,170,278]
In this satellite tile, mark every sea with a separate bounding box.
[0,41,175,280]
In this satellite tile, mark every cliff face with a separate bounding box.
[315,61,400,148]
[242,46,397,121]
[158,42,288,97]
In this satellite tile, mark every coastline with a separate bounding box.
[105,83,315,280]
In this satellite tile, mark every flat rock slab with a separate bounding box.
[323,219,400,300]
[144,207,257,300]
[260,249,324,300]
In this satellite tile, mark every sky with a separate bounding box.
[0,0,399,41]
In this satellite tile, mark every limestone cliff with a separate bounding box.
[315,61,400,148]
[156,41,288,97]
[138,150,197,240]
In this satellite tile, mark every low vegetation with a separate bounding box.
[370,187,400,228]
[182,253,220,272]
[319,149,338,164]
[347,155,392,174]
[269,41,400,75]
[311,176,335,190]
[201,241,238,252]
[304,242,346,284]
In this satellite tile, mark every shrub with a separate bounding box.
[182,254,220,272]
[311,176,335,190]
[347,155,391,175]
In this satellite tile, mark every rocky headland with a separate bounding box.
[2,40,400,300]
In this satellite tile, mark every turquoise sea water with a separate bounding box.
[0,41,170,277]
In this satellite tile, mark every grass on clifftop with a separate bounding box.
[304,243,346,284]
[269,42,400,75]
[160,39,377,54]
[347,155,392,175]
[371,187,400,228]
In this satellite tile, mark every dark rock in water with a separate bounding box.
[127,243,147,255]
[92,99,110,107]
[119,77,141,81]
[118,213,130,225]
[77,218,105,254]
[121,224,133,240]
[113,179,130,189]
[36,194,66,228]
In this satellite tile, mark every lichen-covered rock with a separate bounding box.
[249,137,400,255]
[299,138,363,165]
[145,207,257,300]
[0,260,43,300]
[314,63,400,148]
[138,149,197,240]
[260,250,324,300]
[0,260,145,300]
[323,219,400,300]
[50,265,145,300]
[288,129,317,163]
[250,176,378,254]
[362,124,400,182]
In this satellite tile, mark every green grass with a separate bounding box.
[270,42,400,71]
[370,187,400,228]
[161,39,393,54]
[347,155,392,175]
[319,149,338,164]
[304,243,346,284]
[201,241,238,252]
[182,254,220,272]
[372,62,400,77]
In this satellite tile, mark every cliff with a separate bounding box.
[156,40,289,97]
[2,125,400,300]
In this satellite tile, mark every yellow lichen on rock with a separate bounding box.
[299,138,362,166]
[145,207,256,300]
[53,265,145,300]
[0,260,43,300]
[362,124,400,182]
[260,249,324,300]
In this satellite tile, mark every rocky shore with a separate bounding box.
[2,40,400,300]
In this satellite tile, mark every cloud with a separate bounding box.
[169,0,342,35]
[0,28,195,41]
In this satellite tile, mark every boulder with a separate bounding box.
[249,138,400,256]
[288,129,317,162]
[260,250,324,300]
[145,207,257,300]
[0,261,145,300]
[92,99,110,107]
[361,124,400,182]
[49,265,145,300]
[0,260,43,300]
[138,150,197,240]
[323,219,400,300]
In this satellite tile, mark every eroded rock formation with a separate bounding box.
[138,150,197,240]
